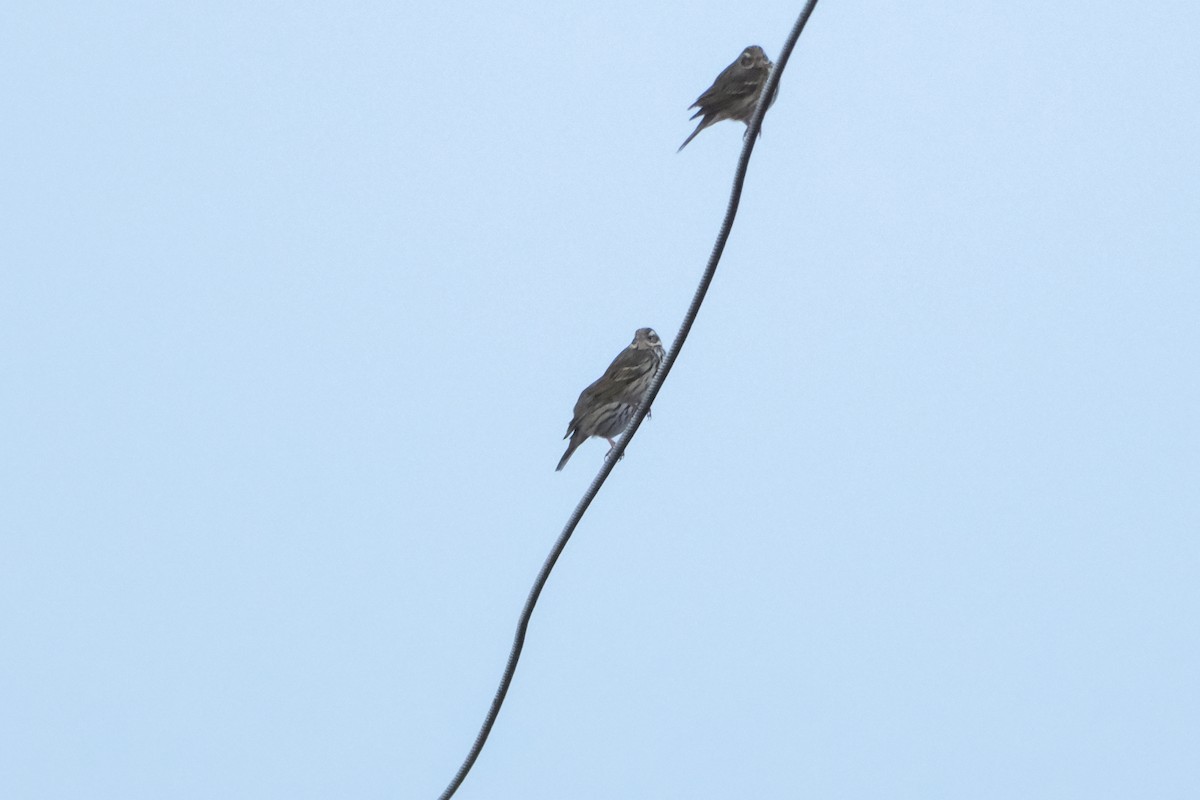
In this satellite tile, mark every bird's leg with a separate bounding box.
[604,438,625,461]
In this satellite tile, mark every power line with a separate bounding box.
[437,4,821,796]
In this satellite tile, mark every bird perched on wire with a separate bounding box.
[556,328,665,471]
[678,45,776,152]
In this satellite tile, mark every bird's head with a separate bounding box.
[741,45,772,71]
[632,328,662,350]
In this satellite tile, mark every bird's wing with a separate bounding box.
[602,348,656,391]
[690,62,763,110]
[572,348,650,413]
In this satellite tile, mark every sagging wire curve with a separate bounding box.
[437,3,821,796]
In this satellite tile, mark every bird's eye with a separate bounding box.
[741,53,754,67]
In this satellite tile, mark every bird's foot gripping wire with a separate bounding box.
[604,439,626,462]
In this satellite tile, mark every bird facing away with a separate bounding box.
[556,328,665,471]
[678,45,775,152]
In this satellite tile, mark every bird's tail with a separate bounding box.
[556,436,583,472]
[677,118,711,152]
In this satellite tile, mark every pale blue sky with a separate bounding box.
[3,2,1198,798]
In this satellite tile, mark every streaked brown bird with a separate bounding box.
[678,45,775,152]
[556,328,665,471]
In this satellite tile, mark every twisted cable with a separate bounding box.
[438,3,821,796]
